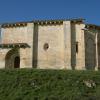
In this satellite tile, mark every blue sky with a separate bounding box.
[0,0,100,25]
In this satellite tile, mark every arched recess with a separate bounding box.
[5,48,20,69]
[85,38,96,70]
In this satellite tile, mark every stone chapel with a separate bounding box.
[0,18,99,70]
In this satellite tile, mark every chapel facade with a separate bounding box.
[0,18,100,70]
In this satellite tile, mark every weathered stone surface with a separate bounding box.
[75,24,85,70]
[63,21,71,69]
[0,19,99,70]
[37,24,64,69]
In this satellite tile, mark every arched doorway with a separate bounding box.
[5,48,20,69]
[14,56,20,68]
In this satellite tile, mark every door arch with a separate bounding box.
[5,48,20,69]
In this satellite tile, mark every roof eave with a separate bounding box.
[85,24,100,30]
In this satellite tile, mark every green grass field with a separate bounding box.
[0,69,100,100]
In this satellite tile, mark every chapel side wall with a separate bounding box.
[75,23,85,70]
[37,23,65,69]
[1,23,33,68]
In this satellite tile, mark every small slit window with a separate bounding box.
[76,42,78,53]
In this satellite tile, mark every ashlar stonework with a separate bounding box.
[0,18,100,70]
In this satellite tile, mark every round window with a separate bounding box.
[44,43,49,51]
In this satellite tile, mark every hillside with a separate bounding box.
[0,69,100,100]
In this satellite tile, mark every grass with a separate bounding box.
[0,69,100,100]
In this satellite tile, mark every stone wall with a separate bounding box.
[0,23,33,68]
[63,21,72,69]
[20,23,33,68]
[36,23,65,69]
[75,23,85,70]
[71,23,85,70]
[0,20,99,70]
[0,49,9,68]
